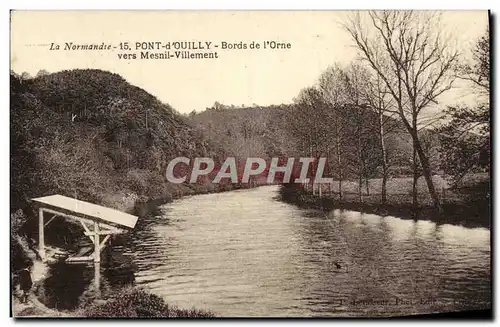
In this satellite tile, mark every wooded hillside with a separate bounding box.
[10,69,226,216]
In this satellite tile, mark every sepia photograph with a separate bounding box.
[9,10,491,318]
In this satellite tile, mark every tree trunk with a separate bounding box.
[412,139,419,209]
[412,132,443,212]
[336,133,343,202]
[379,109,388,204]
[358,118,363,203]
[365,177,370,196]
[381,171,387,204]
[358,173,363,203]
[358,153,363,203]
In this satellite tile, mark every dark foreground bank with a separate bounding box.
[13,286,215,318]
[80,287,215,318]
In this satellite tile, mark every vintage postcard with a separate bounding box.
[10,10,491,318]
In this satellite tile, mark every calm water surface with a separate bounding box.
[44,186,491,317]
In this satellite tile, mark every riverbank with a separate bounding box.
[78,287,215,318]
[12,290,66,317]
[11,236,64,318]
[132,182,262,217]
[71,184,491,317]
[13,285,215,318]
[278,182,490,229]
[12,182,268,318]
[12,249,216,318]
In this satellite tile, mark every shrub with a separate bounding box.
[11,209,28,235]
[81,287,215,318]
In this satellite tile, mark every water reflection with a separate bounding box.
[42,186,490,317]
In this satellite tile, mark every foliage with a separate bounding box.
[456,30,490,96]
[189,102,294,160]
[343,11,460,209]
[439,30,490,184]
[81,287,215,318]
[11,235,32,272]
[289,63,418,182]
[190,78,415,185]
[439,104,490,183]
[10,69,230,234]
[11,209,28,236]
[289,87,332,158]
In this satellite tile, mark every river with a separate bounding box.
[42,185,491,317]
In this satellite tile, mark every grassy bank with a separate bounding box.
[279,175,490,229]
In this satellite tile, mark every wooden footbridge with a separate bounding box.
[32,194,138,264]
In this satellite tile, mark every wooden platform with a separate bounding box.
[32,194,139,264]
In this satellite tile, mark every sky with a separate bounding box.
[11,10,489,113]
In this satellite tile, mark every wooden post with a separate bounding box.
[94,261,101,293]
[94,222,100,263]
[38,208,45,261]
[93,222,101,293]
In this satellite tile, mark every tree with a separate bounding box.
[289,87,333,193]
[36,69,50,78]
[318,65,351,200]
[344,11,459,211]
[341,64,380,202]
[20,71,32,80]
[438,30,490,184]
[439,108,489,183]
[212,101,225,111]
[360,73,397,203]
[456,29,489,96]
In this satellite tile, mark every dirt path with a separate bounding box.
[12,237,70,318]
[12,292,67,317]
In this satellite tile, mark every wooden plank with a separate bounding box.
[74,246,93,257]
[44,214,58,227]
[42,208,96,227]
[80,221,95,244]
[32,194,138,229]
[80,220,92,234]
[98,223,123,233]
[84,231,116,236]
[66,256,93,262]
[99,235,110,252]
